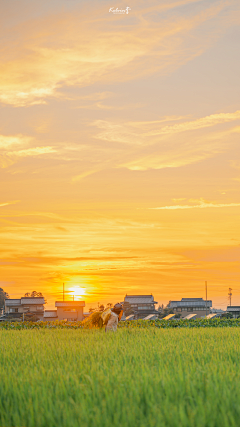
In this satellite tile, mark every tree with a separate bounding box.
[175,313,182,319]
[99,304,104,312]
[221,312,233,319]
[107,303,113,308]
[89,307,96,313]
[24,291,46,304]
[24,291,43,297]
[22,312,39,322]
[157,304,164,313]
[0,288,9,309]
[157,304,174,318]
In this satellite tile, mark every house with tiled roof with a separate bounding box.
[55,300,85,321]
[5,297,45,321]
[121,294,158,319]
[169,298,212,318]
[227,306,240,318]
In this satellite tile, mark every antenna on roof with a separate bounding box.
[228,288,232,306]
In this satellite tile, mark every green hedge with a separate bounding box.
[0,318,240,329]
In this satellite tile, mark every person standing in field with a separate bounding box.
[105,303,123,332]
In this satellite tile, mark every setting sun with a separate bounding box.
[69,287,86,298]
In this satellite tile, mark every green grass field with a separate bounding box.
[1,328,240,427]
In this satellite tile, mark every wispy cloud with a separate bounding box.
[71,168,102,183]
[0,201,20,208]
[66,110,240,181]
[140,111,240,136]
[92,120,142,145]
[0,134,32,149]
[148,198,240,210]
[0,0,237,106]
[0,133,57,168]
[93,110,240,146]
[9,147,56,157]
[119,122,240,171]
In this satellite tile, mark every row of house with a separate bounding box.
[121,295,240,319]
[4,297,85,321]
[122,295,212,319]
[3,294,240,321]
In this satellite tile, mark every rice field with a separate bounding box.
[1,328,240,427]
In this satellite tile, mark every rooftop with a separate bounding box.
[163,314,176,320]
[55,301,85,307]
[5,297,45,306]
[227,306,240,311]
[170,298,212,308]
[184,313,197,320]
[125,314,135,320]
[5,299,21,306]
[206,313,220,319]
[144,314,158,320]
[124,295,157,304]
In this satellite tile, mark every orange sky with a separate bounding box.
[1,0,240,310]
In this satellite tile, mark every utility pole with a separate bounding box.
[228,288,232,306]
[205,281,208,317]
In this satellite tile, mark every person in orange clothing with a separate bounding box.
[105,303,123,332]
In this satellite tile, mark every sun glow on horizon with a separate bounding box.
[69,286,86,299]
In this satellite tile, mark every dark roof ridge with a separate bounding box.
[125,294,153,297]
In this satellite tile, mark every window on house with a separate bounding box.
[10,308,18,313]
[177,308,182,312]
